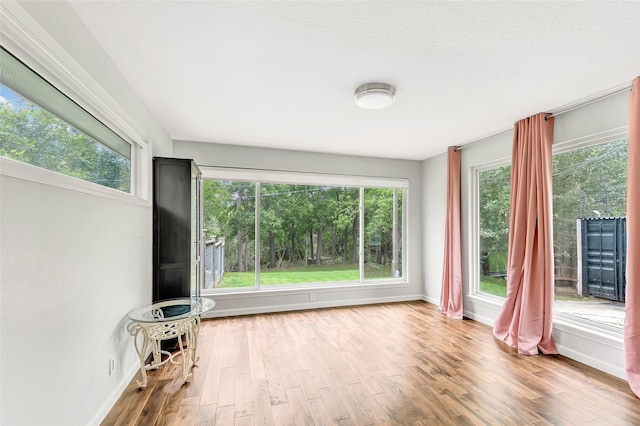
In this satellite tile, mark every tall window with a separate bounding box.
[477,164,511,298]
[201,173,406,291]
[0,47,132,192]
[552,138,627,329]
[202,180,256,289]
[364,188,402,279]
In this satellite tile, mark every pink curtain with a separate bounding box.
[626,76,640,398]
[493,113,558,355]
[440,146,463,319]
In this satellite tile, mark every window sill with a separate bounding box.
[465,292,623,348]
[1,156,149,206]
[553,312,624,348]
[466,292,505,308]
[201,280,409,299]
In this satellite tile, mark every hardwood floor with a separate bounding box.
[102,301,640,425]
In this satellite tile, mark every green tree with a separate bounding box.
[0,88,130,192]
[479,165,511,273]
[552,139,627,271]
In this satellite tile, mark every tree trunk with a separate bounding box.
[351,217,358,263]
[237,196,245,272]
[244,237,250,272]
[237,228,244,272]
[309,230,314,260]
[295,235,305,263]
[269,230,276,268]
[332,225,337,260]
[342,228,348,264]
[316,227,323,265]
[290,229,295,263]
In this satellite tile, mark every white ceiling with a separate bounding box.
[65,1,639,160]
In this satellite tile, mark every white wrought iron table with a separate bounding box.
[127,297,215,389]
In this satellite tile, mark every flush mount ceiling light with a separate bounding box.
[354,82,396,109]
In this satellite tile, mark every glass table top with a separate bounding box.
[127,297,215,323]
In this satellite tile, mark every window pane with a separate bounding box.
[202,180,256,289]
[478,165,510,297]
[0,83,131,192]
[553,139,627,328]
[258,184,360,285]
[364,188,403,279]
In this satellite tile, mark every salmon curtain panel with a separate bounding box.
[493,113,558,355]
[626,76,640,398]
[440,146,463,319]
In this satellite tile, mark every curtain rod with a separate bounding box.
[454,128,512,151]
[456,83,632,151]
[545,85,632,120]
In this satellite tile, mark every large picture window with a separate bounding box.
[0,47,132,193]
[200,170,407,291]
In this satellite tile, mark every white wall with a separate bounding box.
[174,141,424,316]
[0,2,174,424]
[421,151,447,304]
[423,89,631,379]
[0,173,151,425]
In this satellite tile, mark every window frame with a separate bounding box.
[551,127,628,335]
[470,156,511,300]
[0,16,151,202]
[200,166,409,294]
[469,128,629,337]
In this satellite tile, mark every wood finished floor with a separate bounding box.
[103,301,640,425]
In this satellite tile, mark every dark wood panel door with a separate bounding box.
[153,157,202,302]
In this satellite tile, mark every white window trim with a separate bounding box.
[200,166,409,189]
[1,156,149,206]
[552,126,628,155]
[469,156,511,298]
[200,166,409,294]
[0,2,151,201]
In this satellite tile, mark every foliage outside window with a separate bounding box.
[202,178,405,290]
[364,188,402,279]
[478,164,510,298]
[552,138,627,328]
[0,47,131,193]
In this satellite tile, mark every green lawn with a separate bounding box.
[487,251,507,272]
[480,275,507,297]
[480,275,586,301]
[217,263,393,288]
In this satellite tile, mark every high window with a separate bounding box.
[200,169,407,291]
[0,47,132,193]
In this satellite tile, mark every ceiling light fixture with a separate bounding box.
[354,82,396,109]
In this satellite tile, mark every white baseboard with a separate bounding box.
[555,343,626,380]
[462,310,495,327]
[422,295,439,305]
[203,294,424,318]
[89,359,143,426]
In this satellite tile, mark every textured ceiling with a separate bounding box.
[61,1,640,160]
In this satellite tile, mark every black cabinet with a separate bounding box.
[153,157,202,302]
